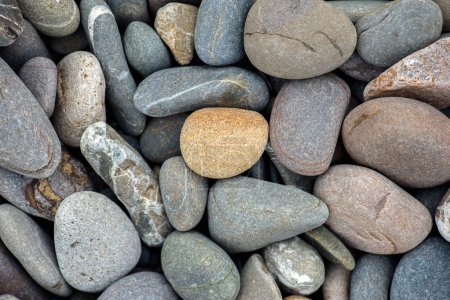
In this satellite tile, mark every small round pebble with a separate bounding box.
[436,188,450,242]
[322,264,350,300]
[0,0,24,46]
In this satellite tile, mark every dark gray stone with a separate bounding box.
[105,0,150,30]
[329,0,389,22]
[48,27,89,55]
[0,0,24,46]
[80,0,146,136]
[356,0,443,67]
[134,66,269,117]
[339,51,386,82]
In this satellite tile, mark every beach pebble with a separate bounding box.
[364,38,450,109]
[53,51,106,147]
[0,0,24,46]
[342,97,450,188]
[356,0,443,67]
[270,74,350,176]
[160,156,208,231]
[0,204,72,296]
[264,237,325,296]
[436,188,450,241]
[329,0,389,22]
[134,66,269,117]
[54,191,141,292]
[155,3,198,65]
[339,52,386,82]
[124,21,171,77]
[209,176,329,253]
[244,0,356,79]
[322,264,350,300]
[161,231,240,300]
[180,108,268,179]
[48,27,89,55]
[105,0,150,29]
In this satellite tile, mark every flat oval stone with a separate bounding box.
[48,27,89,55]
[391,237,450,300]
[155,3,198,65]
[0,204,72,296]
[435,0,450,30]
[244,0,356,79]
[236,254,282,300]
[54,191,141,292]
[160,156,208,231]
[271,74,350,176]
[0,0,24,46]
[342,97,450,188]
[124,21,171,77]
[339,52,386,82]
[17,0,80,37]
[329,0,389,22]
[98,272,178,300]
[0,57,61,178]
[194,0,253,66]
[80,122,172,246]
[364,38,450,109]
[356,0,443,67]
[350,254,394,300]
[140,113,188,163]
[105,0,150,29]
[0,149,94,220]
[264,237,325,296]
[436,188,450,242]
[18,57,57,117]
[322,264,350,300]
[314,164,432,254]
[180,108,268,179]
[162,231,240,300]
[80,0,146,136]
[208,176,329,253]
[53,51,106,147]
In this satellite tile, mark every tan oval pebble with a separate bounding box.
[53,51,106,147]
[436,188,450,242]
[284,296,311,300]
[314,164,432,254]
[180,108,269,179]
[323,264,350,300]
[342,97,450,188]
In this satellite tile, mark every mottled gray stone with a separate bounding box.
[162,231,240,300]
[17,0,80,37]
[124,21,171,77]
[264,237,325,296]
[80,122,172,246]
[0,204,72,296]
[0,0,24,46]
[0,57,61,179]
[391,237,450,300]
[329,1,389,22]
[18,57,57,117]
[48,27,89,55]
[160,156,208,231]
[194,0,253,66]
[105,0,150,29]
[98,272,178,300]
[134,66,269,117]
[208,176,329,253]
[80,0,146,136]
[356,0,443,67]
[339,52,386,82]
[140,113,189,163]
[414,183,449,216]
[350,254,394,300]
[54,191,141,292]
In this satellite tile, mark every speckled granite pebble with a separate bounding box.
[322,264,350,300]
[0,0,24,46]
[105,0,150,29]
[436,188,450,242]
[48,27,89,55]
[339,52,386,82]
[329,0,389,22]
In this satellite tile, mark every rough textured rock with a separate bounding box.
[195,0,253,66]
[140,113,188,164]
[49,27,89,55]
[236,254,282,300]
[18,57,57,117]
[162,231,240,300]
[80,0,146,136]
[134,66,269,117]
[124,21,171,77]
[350,254,394,300]
[80,122,172,246]
[54,191,141,292]
[160,156,208,231]
[314,164,432,254]
[364,38,450,109]
[0,57,61,178]
[155,3,198,65]
[0,0,24,46]
[339,52,386,82]
[270,74,350,176]
[244,0,357,79]
[53,51,106,147]
[322,264,350,300]
[0,204,72,296]
[98,272,178,300]
[391,237,450,300]
[105,0,150,29]
[436,188,450,242]
[434,0,450,30]
[0,149,94,220]
[356,0,443,67]
[180,108,268,179]
[329,0,389,22]
[17,0,80,37]
[264,237,325,296]
[209,176,329,253]
[342,97,450,188]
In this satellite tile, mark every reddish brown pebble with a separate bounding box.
[323,264,350,300]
